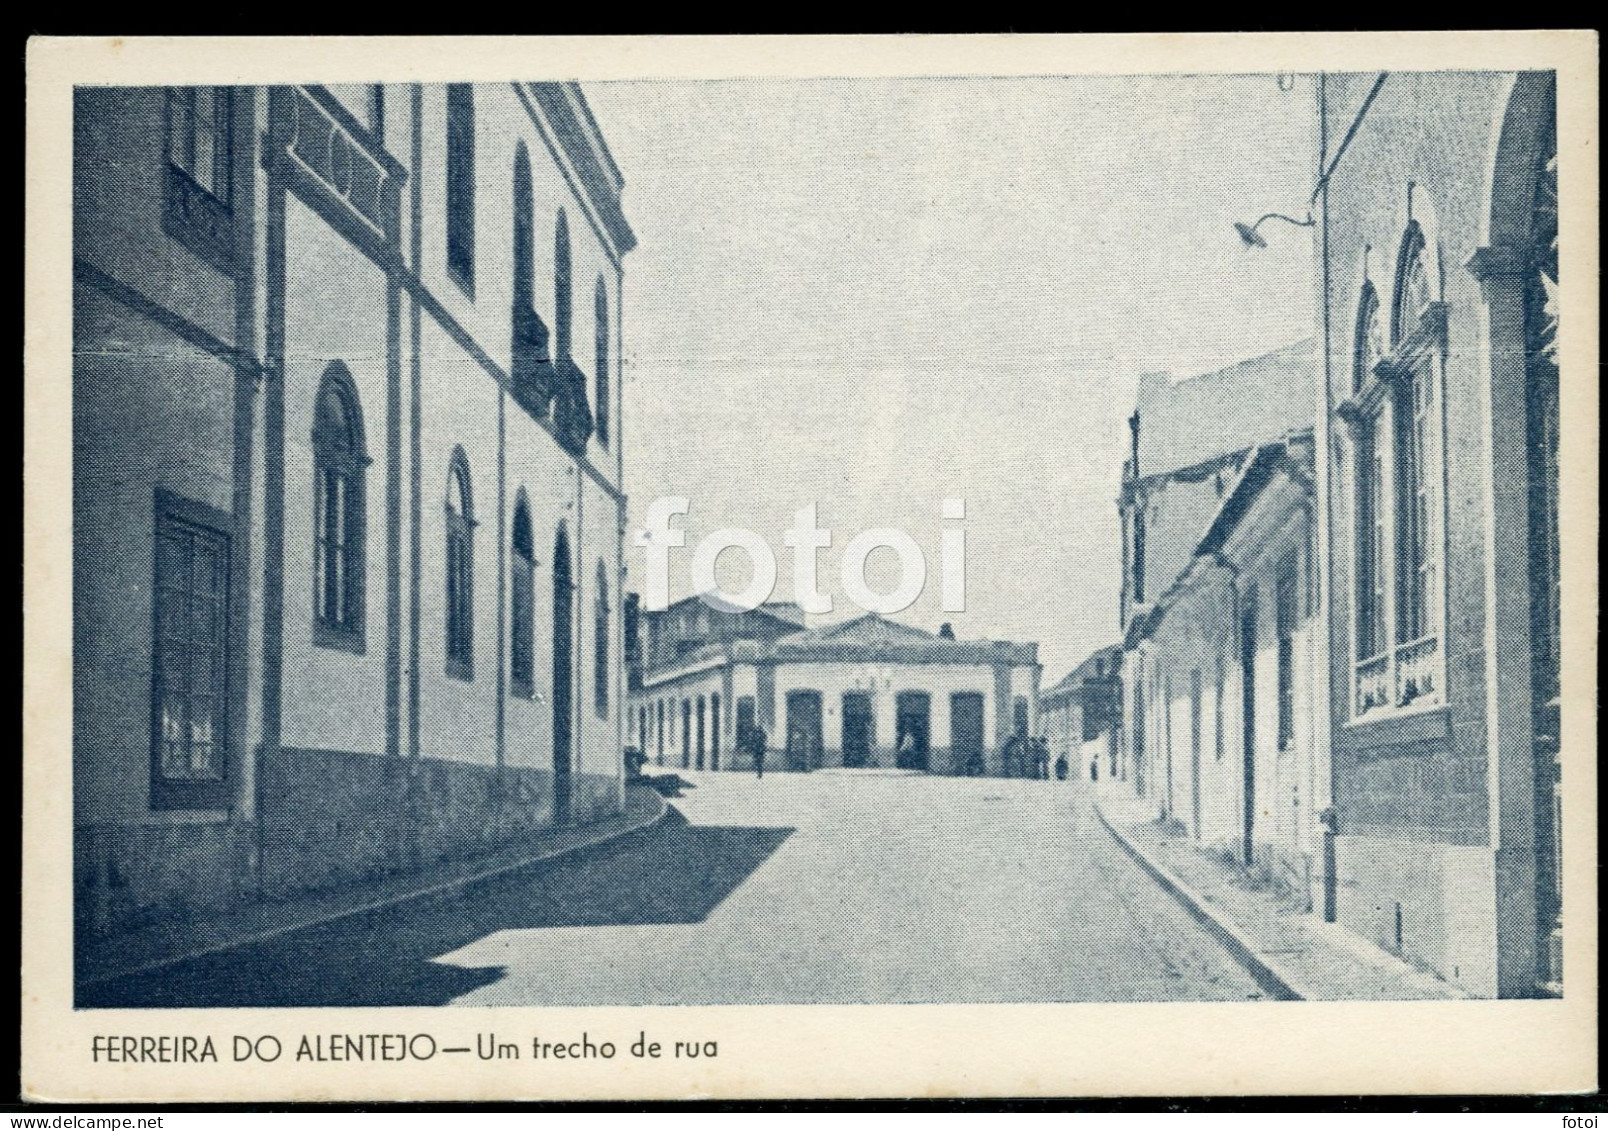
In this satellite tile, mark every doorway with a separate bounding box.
[841,692,873,768]
[896,691,930,771]
[785,690,823,772]
[950,691,985,775]
[552,524,573,825]
[1240,598,1258,865]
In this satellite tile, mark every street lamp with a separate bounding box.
[1233,211,1315,249]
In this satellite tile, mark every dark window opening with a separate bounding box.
[445,450,475,680]
[594,561,611,718]
[594,277,611,448]
[445,84,475,295]
[510,497,534,697]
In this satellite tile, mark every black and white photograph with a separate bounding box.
[22,32,1597,1103]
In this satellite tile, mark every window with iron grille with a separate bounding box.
[151,493,232,810]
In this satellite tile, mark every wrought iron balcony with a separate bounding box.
[554,356,594,456]
[510,303,555,420]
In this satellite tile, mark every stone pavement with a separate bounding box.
[76,783,667,992]
[1092,781,1466,1000]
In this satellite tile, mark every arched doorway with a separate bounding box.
[552,523,574,824]
[785,690,823,772]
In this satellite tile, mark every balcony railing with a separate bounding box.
[1395,634,1439,708]
[554,356,594,456]
[1355,653,1391,717]
[1355,634,1441,718]
[510,303,555,420]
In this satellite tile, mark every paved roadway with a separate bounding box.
[85,771,1265,1007]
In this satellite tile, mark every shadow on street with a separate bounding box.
[79,809,793,1009]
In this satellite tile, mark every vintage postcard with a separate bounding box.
[22,32,1599,1103]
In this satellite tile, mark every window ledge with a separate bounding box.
[313,621,367,655]
[1342,703,1451,748]
[163,164,236,275]
[140,807,233,825]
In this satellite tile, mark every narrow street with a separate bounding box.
[85,773,1264,1008]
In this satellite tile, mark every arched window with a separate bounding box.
[554,209,573,359]
[1390,223,1438,697]
[1391,222,1433,345]
[313,363,367,651]
[594,559,610,717]
[1353,279,1382,394]
[696,694,707,770]
[445,448,475,680]
[510,492,535,697]
[594,276,610,447]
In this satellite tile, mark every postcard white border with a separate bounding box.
[24,32,1599,1102]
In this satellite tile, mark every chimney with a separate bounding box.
[1128,409,1142,482]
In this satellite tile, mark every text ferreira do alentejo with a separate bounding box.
[90,1032,718,1064]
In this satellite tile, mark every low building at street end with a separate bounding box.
[629,603,1042,776]
[1039,644,1122,782]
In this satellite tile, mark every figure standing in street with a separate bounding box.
[751,723,767,780]
[1056,754,1070,781]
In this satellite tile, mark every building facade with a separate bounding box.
[630,606,1041,777]
[73,82,635,945]
[1117,342,1316,801]
[1315,70,1561,996]
[1099,71,1563,998]
[1128,434,1324,909]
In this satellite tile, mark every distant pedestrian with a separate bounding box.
[751,724,767,779]
[1055,754,1069,781]
[1087,757,1097,782]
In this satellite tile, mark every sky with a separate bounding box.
[585,74,1317,679]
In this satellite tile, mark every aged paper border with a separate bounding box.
[23,32,1599,1103]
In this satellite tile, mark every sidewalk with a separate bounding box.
[78,783,668,989]
[1092,782,1466,1000]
